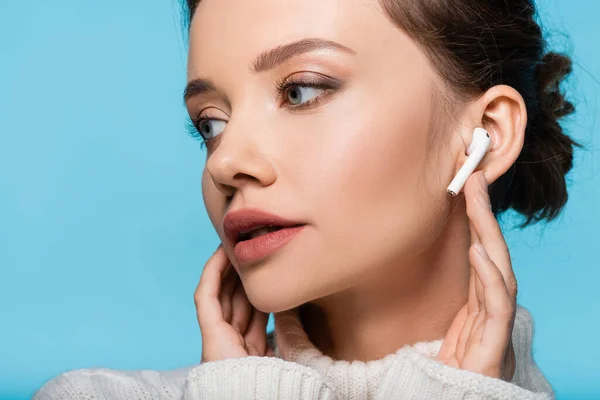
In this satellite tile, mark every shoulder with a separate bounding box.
[513,303,537,349]
[515,303,534,324]
[511,303,555,397]
[33,365,194,400]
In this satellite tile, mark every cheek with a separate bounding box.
[298,90,445,274]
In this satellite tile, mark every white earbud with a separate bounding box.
[447,127,491,196]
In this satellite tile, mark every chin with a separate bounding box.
[245,288,303,314]
[242,276,318,314]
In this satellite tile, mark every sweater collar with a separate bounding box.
[272,306,445,370]
[268,305,534,399]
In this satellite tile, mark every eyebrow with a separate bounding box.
[183,38,356,103]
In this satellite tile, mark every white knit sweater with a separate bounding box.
[33,304,555,399]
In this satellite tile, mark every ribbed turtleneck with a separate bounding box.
[271,306,445,399]
[267,304,553,400]
[33,304,555,400]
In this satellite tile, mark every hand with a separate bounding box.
[194,244,275,363]
[435,171,517,381]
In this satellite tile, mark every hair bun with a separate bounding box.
[536,52,575,118]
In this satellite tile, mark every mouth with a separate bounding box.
[236,224,305,243]
[222,207,307,248]
[232,224,307,266]
[222,207,308,266]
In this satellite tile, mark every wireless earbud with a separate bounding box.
[447,127,491,196]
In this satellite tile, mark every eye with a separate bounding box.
[275,73,341,110]
[285,85,325,106]
[184,112,227,150]
[197,118,227,141]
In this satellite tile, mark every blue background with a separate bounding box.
[0,1,598,399]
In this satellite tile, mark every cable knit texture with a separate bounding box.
[33,304,555,399]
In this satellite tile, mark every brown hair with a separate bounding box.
[182,0,583,228]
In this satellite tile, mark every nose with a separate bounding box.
[205,119,277,197]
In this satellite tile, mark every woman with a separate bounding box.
[35,0,581,398]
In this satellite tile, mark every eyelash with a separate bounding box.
[185,77,336,150]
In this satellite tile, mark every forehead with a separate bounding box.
[186,0,404,79]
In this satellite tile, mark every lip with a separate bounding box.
[232,224,306,266]
[222,208,306,266]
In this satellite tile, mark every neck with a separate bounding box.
[297,201,472,362]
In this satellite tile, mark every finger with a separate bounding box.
[471,239,514,356]
[219,263,237,322]
[465,172,517,299]
[455,309,478,362]
[444,353,460,369]
[195,244,231,329]
[244,307,269,356]
[230,278,252,334]
[467,308,486,346]
[469,218,480,245]
[470,242,486,312]
[467,265,479,315]
[467,175,482,314]
[435,305,467,362]
[466,178,483,315]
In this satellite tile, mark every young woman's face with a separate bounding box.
[186,0,457,312]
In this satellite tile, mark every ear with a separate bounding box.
[459,84,527,185]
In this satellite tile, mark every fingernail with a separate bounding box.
[474,240,490,260]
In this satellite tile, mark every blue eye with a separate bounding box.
[185,75,340,149]
[275,74,340,109]
[286,85,325,106]
[197,118,226,141]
